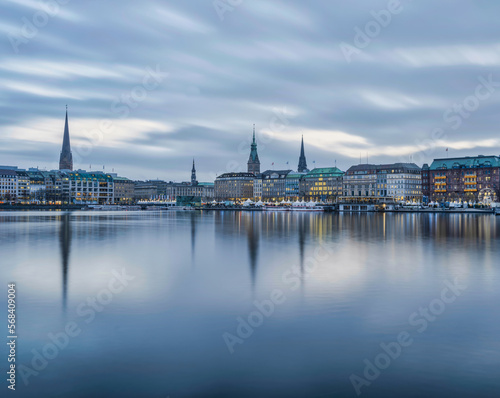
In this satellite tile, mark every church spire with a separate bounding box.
[247,124,260,175]
[59,105,73,171]
[297,135,308,173]
[191,158,198,185]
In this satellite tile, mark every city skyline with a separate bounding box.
[2,1,500,182]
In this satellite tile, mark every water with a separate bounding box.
[1,211,499,397]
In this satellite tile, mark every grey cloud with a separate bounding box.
[1,0,500,181]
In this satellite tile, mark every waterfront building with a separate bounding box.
[134,182,158,201]
[247,125,260,175]
[16,170,30,202]
[39,171,64,204]
[285,172,305,200]
[253,174,263,200]
[426,155,500,203]
[163,161,215,201]
[301,167,344,202]
[112,177,135,204]
[164,181,214,200]
[262,170,292,201]
[0,169,18,202]
[297,136,309,173]
[59,107,73,171]
[64,171,114,204]
[27,169,47,202]
[421,164,431,202]
[343,163,422,203]
[214,172,255,200]
[146,179,169,196]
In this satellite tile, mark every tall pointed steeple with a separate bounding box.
[59,106,73,171]
[191,159,198,185]
[247,124,260,174]
[297,135,308,173]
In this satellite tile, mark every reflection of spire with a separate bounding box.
[246,215,259,289]
[190,212,196,265]
[298,214,306,278]
[59,213,72,312]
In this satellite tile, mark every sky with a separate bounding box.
[1,0,500,182]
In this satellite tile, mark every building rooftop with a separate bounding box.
[429,155,500,170]
[0,169,18,176]
[262,169,292,178]
[304,167,344,177]
[217,172,255,179]
[346,163,421,174]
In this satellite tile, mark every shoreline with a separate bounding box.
[0,205,497,215]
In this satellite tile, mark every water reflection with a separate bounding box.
[190,212,196,265]
[298,213,307,278]
[1,211,499,398]
[245,214,259,288]
[59,213,72,312]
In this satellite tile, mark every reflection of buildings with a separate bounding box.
[59,213,72,311]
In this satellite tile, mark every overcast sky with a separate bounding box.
[1,0,500,181]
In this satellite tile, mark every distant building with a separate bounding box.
[253,175,263,200]
[261,169,292,201]
[215,172,255,200]
[297,135,309,173]
[343,163,422,202]
[285,172,305,200]
[64,171,114,204]
[113,177,135,204]
[163,160,214,200]
[59,107,73,171]
[16,170,30,202]
[134,182,158,201]
[247,125,260,175]
[164,181,214,200]
[0,169,18,202]
[426,155,500,203]
[421,163,430,202]
[301,167,344,202]
[191,159,198,185]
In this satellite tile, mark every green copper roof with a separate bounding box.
[67,172,113,181]
[286,173,305,179]
[304,167,344,177]
[429,156,500,170]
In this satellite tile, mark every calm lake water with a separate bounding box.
[1,210,499,397]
